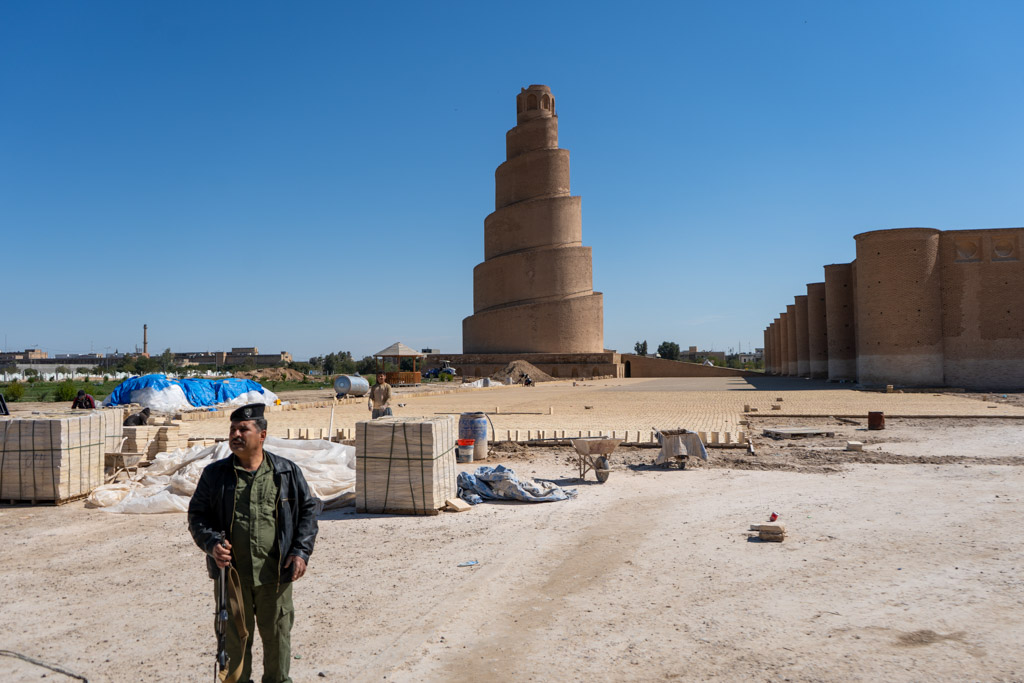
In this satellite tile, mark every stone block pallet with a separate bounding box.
[1,408,124,503]
[356,416,457,516]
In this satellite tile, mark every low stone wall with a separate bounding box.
[621,354,759,378]
[427,353,624,380]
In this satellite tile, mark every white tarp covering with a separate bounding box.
[102,374,280,412]
[87,436,355,513]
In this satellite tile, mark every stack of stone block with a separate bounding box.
[2,408,124,503]
[121,424,191,459]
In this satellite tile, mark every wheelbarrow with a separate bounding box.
[654,428,708,470]
[570,436,623,483]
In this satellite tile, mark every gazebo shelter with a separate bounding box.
[372,342,426,386]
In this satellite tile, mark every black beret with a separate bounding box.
[229,403,266,422]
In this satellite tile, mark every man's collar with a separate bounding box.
[232,450,267,473]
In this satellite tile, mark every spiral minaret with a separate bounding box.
[462,85,604,354]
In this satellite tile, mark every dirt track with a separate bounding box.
[2,418,1023,682]
[2,380,1024,681]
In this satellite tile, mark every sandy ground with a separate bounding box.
[2,380,1024,682]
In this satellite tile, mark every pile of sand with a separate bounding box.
[235,368,307,382]
[491,360,554,383]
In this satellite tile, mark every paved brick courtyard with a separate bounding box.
[186,377,1024,444]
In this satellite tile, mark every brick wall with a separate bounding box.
[806,282,828,378]
[824,262,857,380]
[939,228,1024,389]
[855,228,944,385]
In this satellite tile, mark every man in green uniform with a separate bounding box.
[188,403,320,683]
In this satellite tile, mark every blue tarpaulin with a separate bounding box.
[102,374,272,411]
[458,465,578,504]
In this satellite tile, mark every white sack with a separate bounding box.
[130,385,193,412]
[227,389,279,406]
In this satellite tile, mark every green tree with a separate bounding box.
[55,365,70,379]
[355,355,377,375]
[336,351,356,375]
[657,341,680,360]
[634,340,648,355]
[159,348,175,373]
[53,380,78,402]
[3,382,25,401]
[135,355,160,375]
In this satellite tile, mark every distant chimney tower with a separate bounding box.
[143,324,148,355]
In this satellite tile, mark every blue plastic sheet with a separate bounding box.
[458,465,577,504]
[102,374,268,409]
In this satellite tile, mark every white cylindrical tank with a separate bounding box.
[333,375,370,397]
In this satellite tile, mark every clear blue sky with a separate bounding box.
[2,1,1022,360]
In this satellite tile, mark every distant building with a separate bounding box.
[736,349,763,365]
[0,349,48,361]
[174,347,293,367]
[680,346,726,363]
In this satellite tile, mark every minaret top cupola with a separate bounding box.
[517,85,556,123]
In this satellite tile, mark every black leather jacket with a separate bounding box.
[187,450,320,582]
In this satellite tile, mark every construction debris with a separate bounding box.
[763,427,836,440]
[750,523,786,542]
[444,497,472,512]
[490,360,554,383]
[234,368,306,382]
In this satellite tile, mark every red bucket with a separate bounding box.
[456,439,475,463]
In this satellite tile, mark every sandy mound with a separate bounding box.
[491,360,554,383]
[235,368,306,382]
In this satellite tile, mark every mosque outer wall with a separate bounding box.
[779,312,791,376]
[763,328,771,375]
[619,355,759,378]
[428,353,622,380]
[785,305,798,376]
[824,262,857,381]
[855,228,945,386]
[766,227,1024,389]
[939,228,1024,389]
[425,353,758,381]
[772,318,782,375]
[794,294,810,377]
[806,282,828,378]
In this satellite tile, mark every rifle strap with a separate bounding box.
[219,566,249,683]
